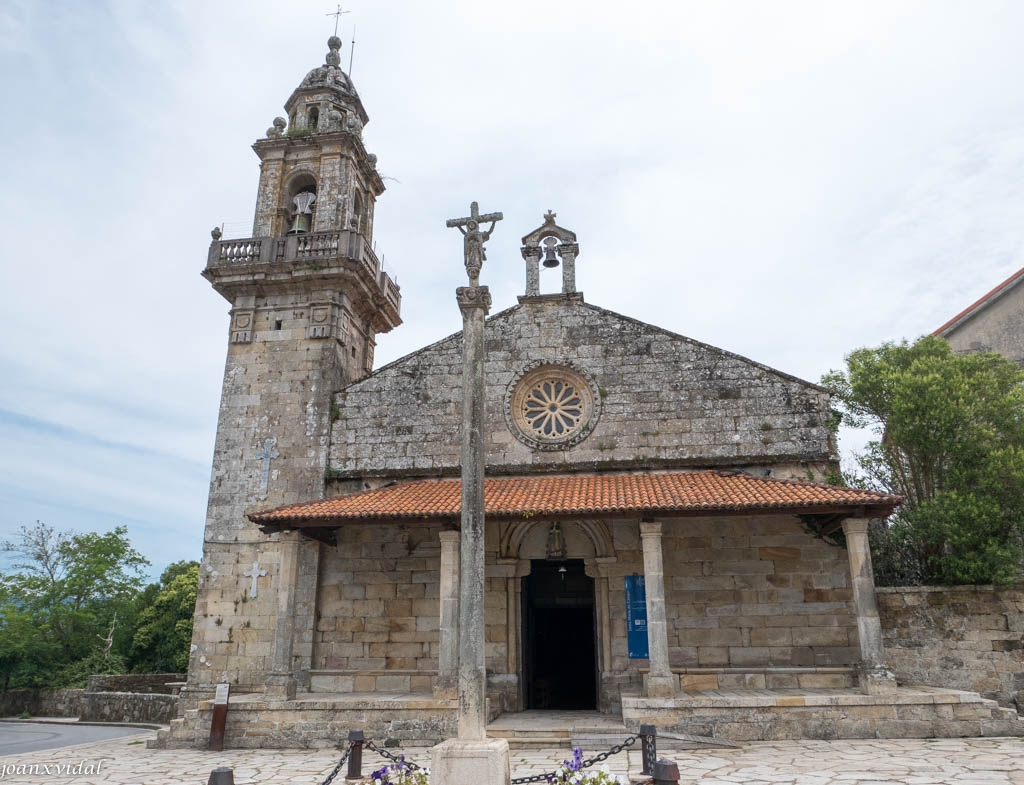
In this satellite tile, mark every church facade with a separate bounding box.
[161,39,1024,749]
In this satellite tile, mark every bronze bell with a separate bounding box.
[288,213,311,234]
[541,244,559,268]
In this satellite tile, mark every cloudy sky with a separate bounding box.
[1,1,1023,577]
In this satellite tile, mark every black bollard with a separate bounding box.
[639,723,657,776]
[346,729,365,781]
[652,759,679,785]
[208,767,235,785]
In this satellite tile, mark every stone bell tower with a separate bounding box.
[188,37,402,697]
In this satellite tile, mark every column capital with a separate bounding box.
[639,520,663,538]
[456,285,491,316]
[439,529,461,545]
[842,517,871,536]
[556,242,580,258]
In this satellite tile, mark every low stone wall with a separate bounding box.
[79,691,176,724]
[878,585,1024,709]
[2,684,177,724]
[86,673,185,695]
[0,689,84,718]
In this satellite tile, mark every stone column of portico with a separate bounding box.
[435,529,460,699]
[265,530,300,699]
[842,517,897,695]
[639,520,677,698]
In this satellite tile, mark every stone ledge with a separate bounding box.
[621,687,996,710]
[621,686,1024,742]
[198,691,457,712]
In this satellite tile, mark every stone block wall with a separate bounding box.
[939,277,1024,366]
[312,523,443,690]
[189,284,375,693]
[330,297,834,479]
[592,515,858,703]
[660,515,857,670]
[878,585,1024,708]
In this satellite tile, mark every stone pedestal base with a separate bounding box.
[859,664,898,696]
[263,673,297,700]
[644,674,678,698]
[433,675,457,700]
[431,738,510,785]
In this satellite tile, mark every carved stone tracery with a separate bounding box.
[505,361,601,450]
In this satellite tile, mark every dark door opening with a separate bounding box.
[522,559,596,710]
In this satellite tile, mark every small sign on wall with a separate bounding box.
[625,575,649,659]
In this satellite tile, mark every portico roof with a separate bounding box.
[249,470,900,529]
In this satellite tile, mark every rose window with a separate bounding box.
[523,379,583,437]
[506,363,600,450]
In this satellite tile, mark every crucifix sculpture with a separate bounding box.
[256,438,279,501]
[445,201,503,287]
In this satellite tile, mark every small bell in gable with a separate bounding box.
[541,237,559,268]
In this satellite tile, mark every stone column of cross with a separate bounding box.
[432,202,511,785]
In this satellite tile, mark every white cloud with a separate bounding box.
[2,0,1023,570]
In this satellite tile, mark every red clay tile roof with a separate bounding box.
[249,471,900,525]
[934,265,1024,336]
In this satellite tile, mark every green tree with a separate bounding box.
[0,584,54,692]
[823,336,1024,585]
[0,522,149,686]
[128,561,199,673]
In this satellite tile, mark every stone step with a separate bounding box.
[504,736,575,750]
[490,728,572,739]
[572,731,733,752]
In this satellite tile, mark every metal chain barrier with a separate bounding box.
[367,739,425,772]
[319,741,353,785]
[349,733,642,784]
[509,734,637,784]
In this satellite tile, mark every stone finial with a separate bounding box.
[211,226,222,240]
[326,109,344,131]
[520,210,580,296]
[267,116,286,138]
[326,36,342,67]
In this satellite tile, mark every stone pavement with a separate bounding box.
[1,731,1022,784]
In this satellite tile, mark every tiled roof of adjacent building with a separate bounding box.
[934,265,1024,337]
[248,470,901,525]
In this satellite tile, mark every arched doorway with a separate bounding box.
[521,559,596,710]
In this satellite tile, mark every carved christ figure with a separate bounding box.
[446,202,503,287]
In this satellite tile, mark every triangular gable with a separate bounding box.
[934,266,1024,337]
[329,296,834,479]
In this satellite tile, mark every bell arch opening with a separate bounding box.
[284,173,317,235]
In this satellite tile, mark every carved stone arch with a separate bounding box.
[280,168,319,236]
[499,519,615,561]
